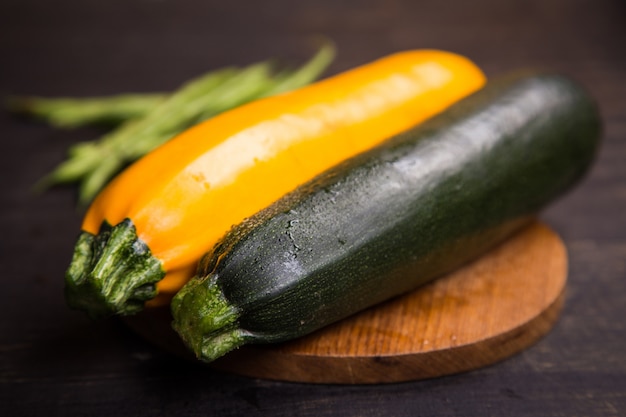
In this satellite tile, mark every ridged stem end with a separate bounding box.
[65,218,165,319]
[171,274,245,362]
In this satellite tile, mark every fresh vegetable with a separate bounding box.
[171,73,601,362]
[13,44,335,203]
[6,93,167,128]
[65,50,486,318]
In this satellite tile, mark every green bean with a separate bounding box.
[6,93,167,128]
[29,42,335,204]
[261,41,336,97]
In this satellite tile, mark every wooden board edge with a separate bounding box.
[210,289,566,384]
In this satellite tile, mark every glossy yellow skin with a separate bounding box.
[82,50,486,305]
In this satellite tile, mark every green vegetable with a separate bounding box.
[15,43,335,203]
[5,93,167,128]
[171,72,601,362]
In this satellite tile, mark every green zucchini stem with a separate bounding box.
[64,218,165,318]
[171,273,247,362]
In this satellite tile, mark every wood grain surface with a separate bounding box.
[1,0,624,416]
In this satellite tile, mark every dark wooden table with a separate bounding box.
[1,1,624,415]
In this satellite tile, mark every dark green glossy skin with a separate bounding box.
[193,73,601,344]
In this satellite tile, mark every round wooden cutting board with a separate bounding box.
[124,222,567,384]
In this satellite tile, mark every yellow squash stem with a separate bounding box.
[66,49,486,317]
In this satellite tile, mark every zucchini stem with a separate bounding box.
[64,219,165,318]
[171,273,246,362]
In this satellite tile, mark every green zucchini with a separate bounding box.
[171,73,601,362]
